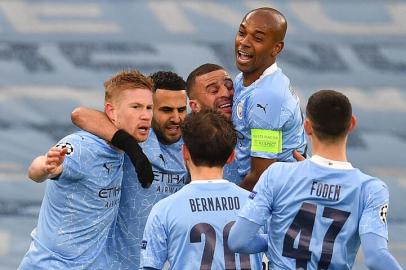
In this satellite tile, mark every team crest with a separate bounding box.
[237,101,244,119]
[379,204,388,224]
[55,142,74,156]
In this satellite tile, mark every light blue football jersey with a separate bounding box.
[224,159,243,185]
[108,130,188,269]
[140,180,263,270]
[239,156,389,270]
[19,131,124,270]
[232,63,307,179]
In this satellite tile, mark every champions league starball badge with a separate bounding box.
[55,142,74,156]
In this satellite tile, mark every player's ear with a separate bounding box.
[226,149,235,165]
[304,118,312,136]
[182,144,190,162]
[105,102,116,123]
[348,115,357,133]
[189,99,201,113]
[272,41,284,57]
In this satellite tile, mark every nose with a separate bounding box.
[239,35,251,48]
[140,107,153,121]
[170,110,182,123]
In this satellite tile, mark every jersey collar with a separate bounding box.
[258,62,278,82]
[189,179,229,184]
[310,155,354,170]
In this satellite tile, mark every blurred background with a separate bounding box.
[0,0,405,269]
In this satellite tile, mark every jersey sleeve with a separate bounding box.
[359,180,389,240]
[54,134,88,181]
[140,204,168,269]
[238,167,274,225]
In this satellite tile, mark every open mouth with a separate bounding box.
[237,50,253,63]
[217,100,232,115]
[166,125,180,134]
[137,125,150,135]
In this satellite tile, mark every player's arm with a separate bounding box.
[239,157,275,191]
[28,147,67,183]
[71,107,117,141]
[361,233,403,270]
[71,107,153,188]
[228,217,267,253]
[293,150,306,161]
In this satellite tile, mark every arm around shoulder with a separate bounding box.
[71,107,117,141]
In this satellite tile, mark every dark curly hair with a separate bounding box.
[149,71,186,92]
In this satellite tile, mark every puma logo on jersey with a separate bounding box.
[256,103,268,114]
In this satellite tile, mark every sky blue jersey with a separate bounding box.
[239,156,389,270]
[19,131,124,270]
[108,130,188,269]
[224,159,243,185]
[140,180,263,270]
[232,63,307,179]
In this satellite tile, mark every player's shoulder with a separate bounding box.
[357,170,388,194]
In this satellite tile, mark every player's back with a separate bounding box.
[259,157,387,270]
[141,180,262,270]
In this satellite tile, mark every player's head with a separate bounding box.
[186,63,234,120]
[305,90,356,143]
[235,7,287,84]
[181,109,236,169]
[104,70,153,142]
[149,71,187,144]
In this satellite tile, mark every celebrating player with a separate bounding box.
[229,90,403,270]
[186,63,242,184]
[140,109,262,269]
[233,7,307,190]
[19,70,153,269]
[71,71,189,269]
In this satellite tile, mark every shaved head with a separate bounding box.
[244,7,287,42]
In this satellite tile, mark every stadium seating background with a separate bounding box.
[0,1,405,269]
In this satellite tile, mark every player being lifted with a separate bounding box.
[233,7,307,190]
[19,70,154,269]
[229,90,403,270]
[140,110,262,269]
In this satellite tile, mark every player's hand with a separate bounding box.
[111,130,153,188]
[293,150,306,161]
[45,146,66,175]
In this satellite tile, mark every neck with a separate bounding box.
[242,61,276,87]
[188,165,224,181]
[311,137,348,162]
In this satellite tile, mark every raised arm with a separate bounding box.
[28,147,66,183]
[71,107,118,141]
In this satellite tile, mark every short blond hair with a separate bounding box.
[104,70,154,103]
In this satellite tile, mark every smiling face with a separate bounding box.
[152,89,187,144]
[108,88,153,142]
[235,9,286,85]
[189,69,234,120]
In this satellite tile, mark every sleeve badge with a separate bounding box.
[379,204,388,224]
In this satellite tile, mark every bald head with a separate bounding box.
[235,7,288,85]
[244,7,287,43]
